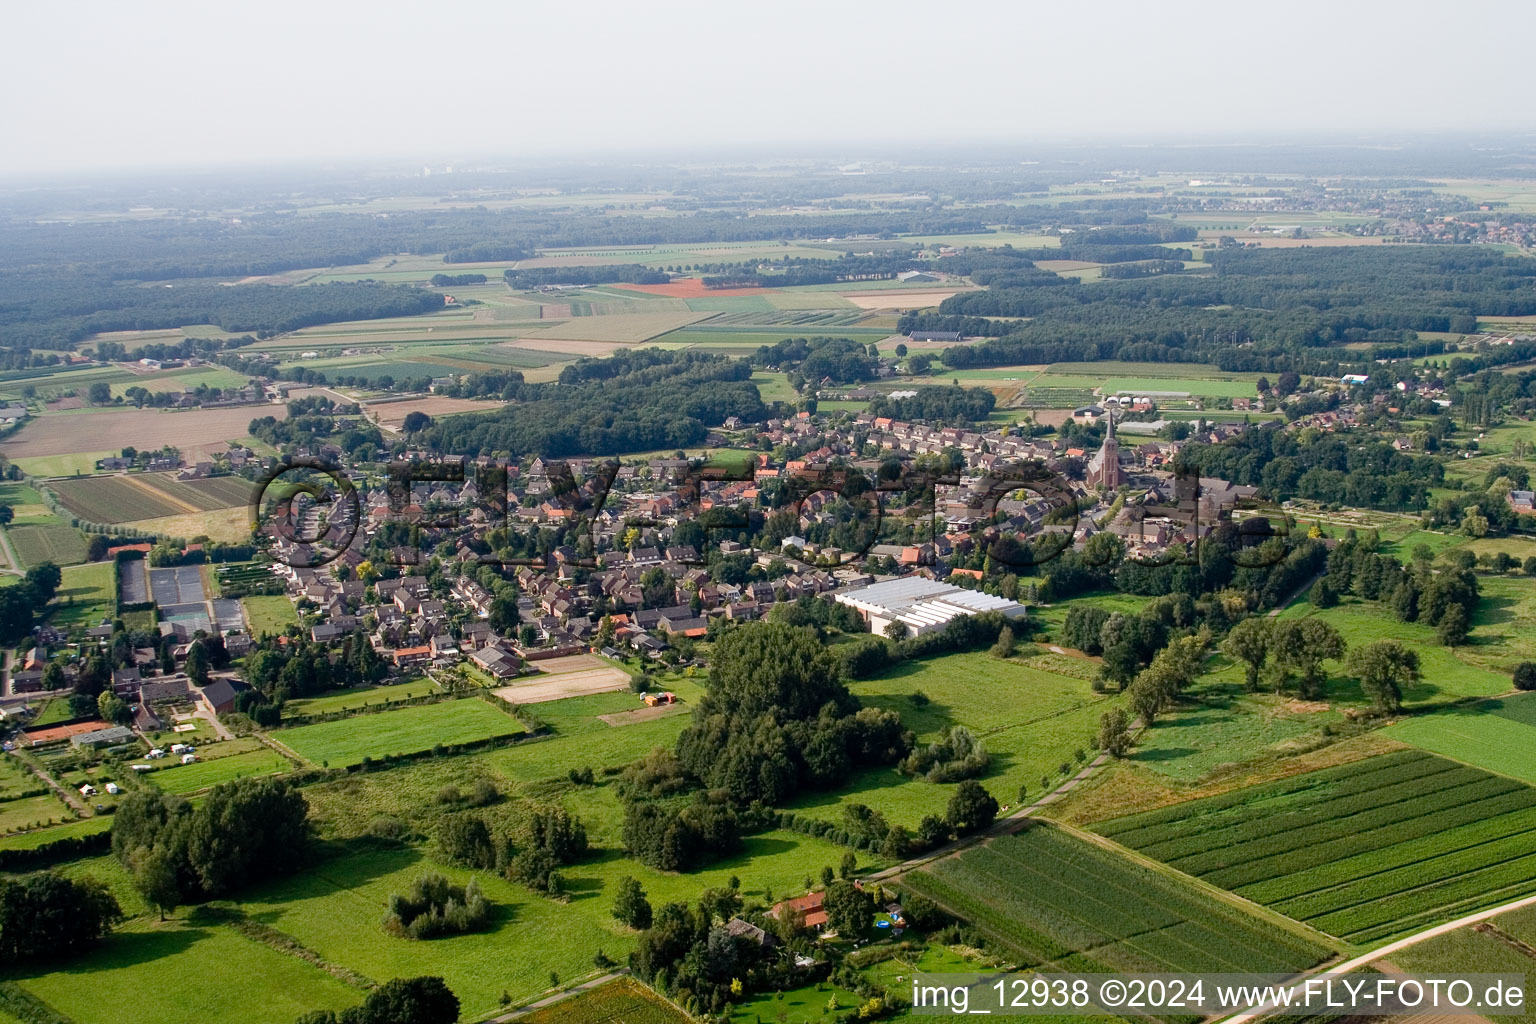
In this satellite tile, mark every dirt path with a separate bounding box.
[0,526,23,574]
[14,749,87,814]
[488,970,627,1022]
[122,473,200,514]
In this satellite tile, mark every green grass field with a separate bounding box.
[275,698,525,767]
[147,747,294,794]
[41,560,115,629]
[1277,596,1511,705]
[905,823,1330,972]
[9,919,362,1024]
[783,651,1118,828]
[242,593,296,636]
[285,679,441,718]
[1382,694,1536,784]
[1095,750,1536,944]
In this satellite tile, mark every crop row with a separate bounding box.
[958,847,1185,957]
[1094,751,1434,837]
[1238,806,1536,904]
[1312,852,1536,940]
[1202,788,1536,890]
[1105,752,1452,848]
[997,832,1324,971]
[1274,828,1536,921]
[1157,773,1526,870]
[901,869,1067,965]
[1345,877,1536,946]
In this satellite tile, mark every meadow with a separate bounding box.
[1382,693,1536,784]
[146,745,295,795]
[274,698,525,767]
[285,679,442,718]
[1095,750,1536,944]
[8,917,363,1024]
[783,650,1118,828]
[242,593,297,636]
[1275,596,1512,705]
[903,823,1329,973]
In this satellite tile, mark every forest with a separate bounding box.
[936,246,1536,374]
[424,350,766,457]
[0,276,445,349]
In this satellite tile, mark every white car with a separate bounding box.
[180,753,197,764]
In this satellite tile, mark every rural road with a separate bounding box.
[487,970,627,1022]
[1215,891,1536,1024]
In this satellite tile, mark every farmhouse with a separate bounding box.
[835,577,1027,637]
[768,891,828,931]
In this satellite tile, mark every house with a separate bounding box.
[724,917,774,948]
[768,892,829,932]
[199,679,242,715]
[392,645,431,668]
[469,643,521,679]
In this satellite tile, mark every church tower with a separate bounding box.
[1088,408,1120,490]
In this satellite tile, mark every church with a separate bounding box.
[1085,410,1122,490]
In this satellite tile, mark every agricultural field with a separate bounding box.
[5,522,87,567]
[123,506,251,543]
[273,697,525,767]
[143,738,295,794]
[1382,693,1536,784]
[0,405,282,464]
[784,650,1119,828]
[903,823,1330,972]
[522,978,689,1024]
[1095,750,1536,944]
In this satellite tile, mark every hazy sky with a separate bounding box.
[4,0,1532,175]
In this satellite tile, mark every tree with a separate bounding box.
[989,625,1016,659]
[88,381,112,405]
[0,505,12,525]
[1222,617,1271,692]
[97,690,131,725]
[945,781,998,834]
[435,814,496,870]
[1097,707,1131,757]
[883,619,908,641]
[839,850,858,880]
[612,875,652,930]
[1270,619,1344,698]
[1309,577,1339,608]
[184,642,210,686]
[401,411,432,433]
[1436,603,1469,646]
[126,844,182,921]
[1347,640,1420,714]
[0,872,123,961]
[1513,662,1536,691]
[822,879,873,936]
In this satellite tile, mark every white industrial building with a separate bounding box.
[834,577,1028,637]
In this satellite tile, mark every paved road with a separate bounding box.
[1217,891,1536,1024]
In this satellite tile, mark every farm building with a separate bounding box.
[908,329,961,341]
[835,577,1027,637]
[199,678,242,715]
[70,726,137,750]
